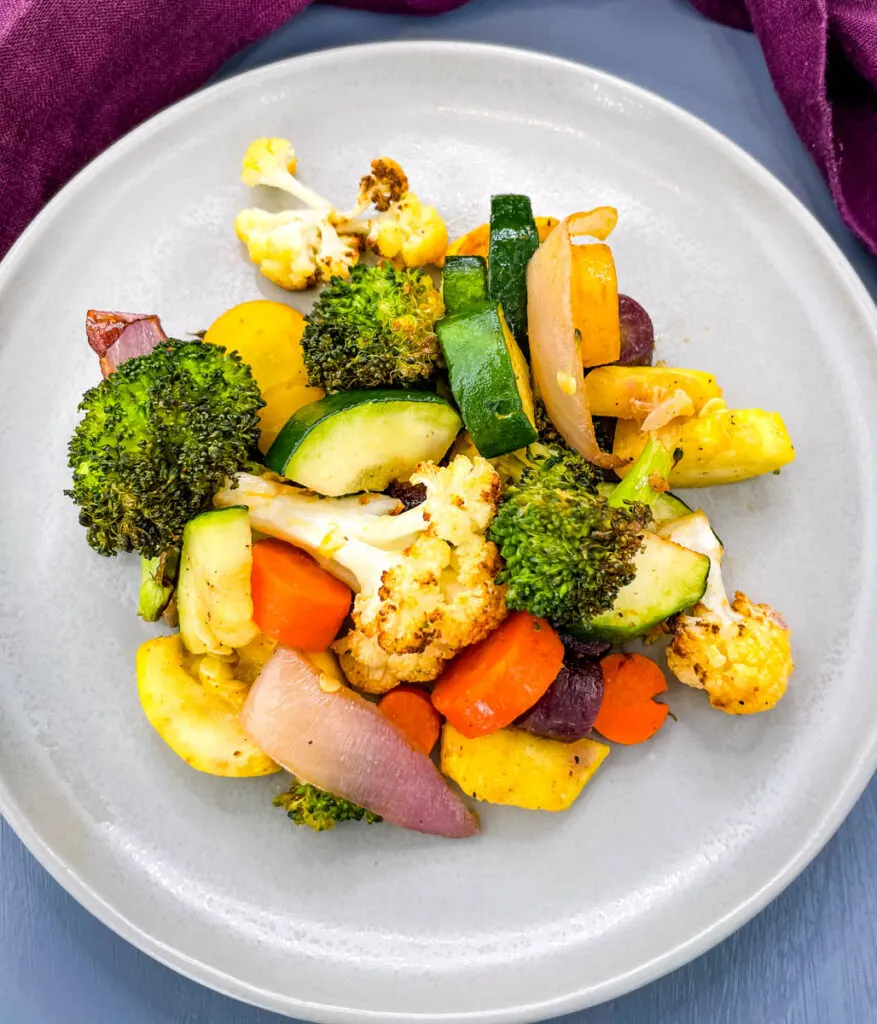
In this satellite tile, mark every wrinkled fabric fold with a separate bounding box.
[689,0,877,255]
[0,0,468,258]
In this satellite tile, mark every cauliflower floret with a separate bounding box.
[354,157,447,266]
[241,137,334,211]
[366,191,449,268]
[333,456,506,693]
[668,591,792,714]
[357,157,409,212]
[237,139,361,290]
[213,458,507,694]
[409,455,501,542]
[334,531,506,692]
[234,208,361,291]
[661,512,793,715]
[236,140,447,285]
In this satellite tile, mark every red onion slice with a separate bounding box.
[85,309,167,376]
[241,647,479,838]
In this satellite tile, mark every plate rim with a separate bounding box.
[2,38,877,1023]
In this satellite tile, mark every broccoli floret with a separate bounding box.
[489,443,652,624]
[274,779,382,832]
[301,263,444,391]
[66,339,263,558]
[490,435,604,492]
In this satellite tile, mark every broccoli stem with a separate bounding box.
[608,435,673,510]
[137,550,179,622]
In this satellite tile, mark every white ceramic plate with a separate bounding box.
[1,41,876,1024]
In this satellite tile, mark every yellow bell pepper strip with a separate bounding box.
[536,216,560,241]
[571,242,621,366]
[584,366,723,429]
[613,407,795,487]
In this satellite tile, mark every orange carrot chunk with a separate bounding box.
[593,653,669,745]
[379,686,443,756]
[251,539,351,652]
[431,612,564,738]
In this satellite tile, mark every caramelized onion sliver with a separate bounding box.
[527,213,623,468]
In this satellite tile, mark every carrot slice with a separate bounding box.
[571,242,621,367]
[431,612,564,738]
[446,223,490,259]
[251,539,352,652]
[379,686,443,755]
[593,653,669,745]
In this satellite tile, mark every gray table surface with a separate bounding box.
[4,0,877,1021]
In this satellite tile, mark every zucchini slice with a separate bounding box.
[443,255,488,316]
[568,532,710,642]
[178,507,259,656]
[487,194,540,353]
[265,389,462,496]
[437,300,538,459]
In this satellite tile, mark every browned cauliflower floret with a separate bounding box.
[352,158,447,267]
[333,455,505,693]
[660,511,793,715]
[214,457,506,694]
[235,141,448,289]
[357,157,409,212]
[235,207,362,290]
[334,529,506,693]
[365,192,448,268]
[235,138,363,289]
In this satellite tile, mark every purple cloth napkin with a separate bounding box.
[0,0,467,259]
[689,0,877,255]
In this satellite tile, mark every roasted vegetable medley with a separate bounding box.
[65,139,795,837]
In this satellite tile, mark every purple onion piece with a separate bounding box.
[616,294,655,366]
[516,659,605,742]
[85,309,167,377]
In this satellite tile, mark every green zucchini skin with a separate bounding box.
[443,255,488,316]
[567,533,710,642]
[437,301,538,459]
[265,389,462,496]
[487,194,540,354]
[177,506,256,656]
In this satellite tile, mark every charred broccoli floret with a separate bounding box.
[66,340,263,557]
[301,263,444,391]
[274,779,382,832]
[489,443,652,624]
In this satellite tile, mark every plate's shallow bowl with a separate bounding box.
[1,41,876,1024]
